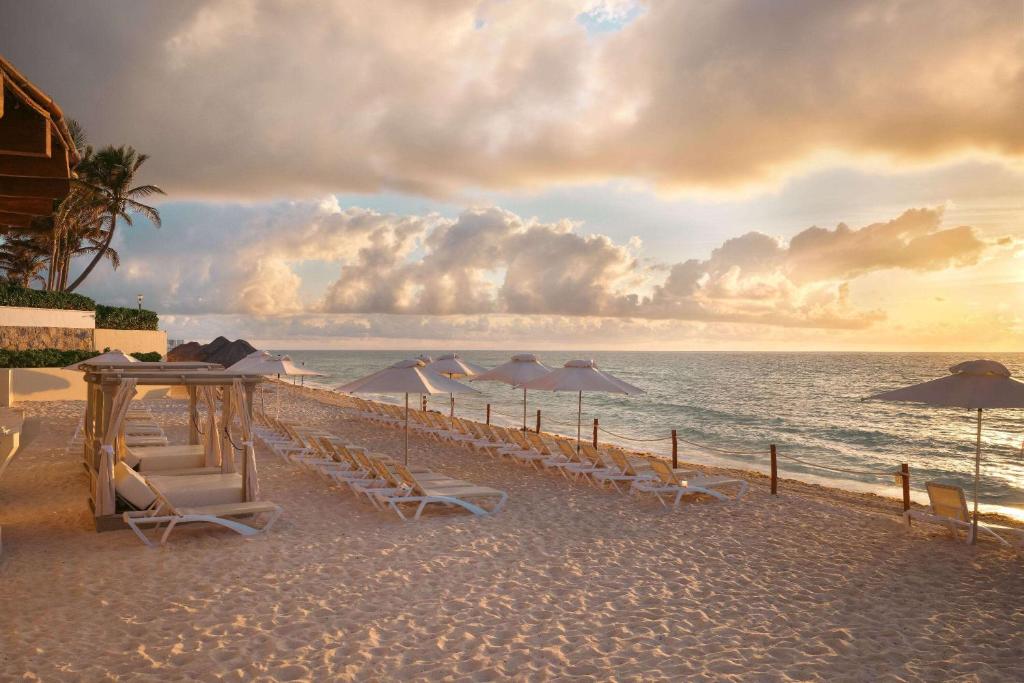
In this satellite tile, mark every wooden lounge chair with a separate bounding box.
[374,462,508,521]
[115,463,281,546]
[904,482,1017,547]
[632,459,748,508]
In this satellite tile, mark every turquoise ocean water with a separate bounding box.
[276,350,1024,520]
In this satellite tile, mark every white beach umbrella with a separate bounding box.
[64,349,137,371]
[522,359,644,451]
[868,359,1024,543]
[473,353,553,430]
[337,358,478,464]
[427,352,488,419]
[226,351,325,416]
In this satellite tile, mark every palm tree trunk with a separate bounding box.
[65,216,116,292]
[46,235,60,291]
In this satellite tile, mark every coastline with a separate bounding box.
[2,388,1023,679]
[283,379,1024,529]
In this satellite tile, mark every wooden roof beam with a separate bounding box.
[0,210,33,228]
[0,196,54,215]
[0,176,71,200]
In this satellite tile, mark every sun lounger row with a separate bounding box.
[351,405,748,508]
[253,411,507,520]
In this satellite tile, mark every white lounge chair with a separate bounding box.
[632,459,748,508]
[115,463,281,546]
[374,462,508,521]
[905,482,1017,548]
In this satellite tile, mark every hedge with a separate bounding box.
[0,283,95,311]
[0,348,99,368]
[0,285,160,330]
[0,348,163,367]
[95,305,159,331]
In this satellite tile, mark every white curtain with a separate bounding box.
[219,389,236,474]
[95,379,137,517]
[200,386,222,467]
[232,380,259,501]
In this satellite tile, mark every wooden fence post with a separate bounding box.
[486,403,491,425]
[770,444,778,496]
[593,418,599,447]
[536,409,541,434]
[901,463,911,517]
[671,429,678,469]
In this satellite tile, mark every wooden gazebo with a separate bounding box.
[80,362,266,531]
[0,54,79,232]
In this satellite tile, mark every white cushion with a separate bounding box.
[114,462,157,509]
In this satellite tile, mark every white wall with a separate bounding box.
[93,329,167,355]
[0,306,94,329]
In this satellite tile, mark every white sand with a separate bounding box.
[1,386,1022,681]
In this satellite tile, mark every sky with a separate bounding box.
[2,0,1022,350]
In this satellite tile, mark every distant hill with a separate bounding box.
[166,336,257,367]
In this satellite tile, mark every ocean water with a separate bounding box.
[277,350,1024,520]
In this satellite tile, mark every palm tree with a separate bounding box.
[64,145,163,293]
[0,232,50,287]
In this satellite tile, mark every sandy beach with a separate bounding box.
[2,385,1022,681]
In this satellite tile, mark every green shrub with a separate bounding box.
[0,283,95,311]
[0,348,100,368]
[130,351,162,362]
[95,305,159,331]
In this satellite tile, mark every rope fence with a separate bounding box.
[345,394,918,513]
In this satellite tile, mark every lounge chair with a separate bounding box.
[373,462,508,520]
[904,482,1017,547]
[632,459,748,508]
[115,463,281,546]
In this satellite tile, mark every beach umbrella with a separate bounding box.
[523,359,644,452]
[64,349,137,371]
[226,351,324,416]
[868,359,1024,544]
[427,353,488,419]
[473,353,553,431]
[337,359,478,464]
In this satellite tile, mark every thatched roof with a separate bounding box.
[0,53,79,232]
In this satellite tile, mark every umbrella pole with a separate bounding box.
[520,387,528,430]
[404,393,410,466]
[971,408,981,544]
[576,390,582,453]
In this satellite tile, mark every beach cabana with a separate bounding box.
[523,359,644,452]
[473,353,552,431]
[869,359,1024,544]
[80,362,265,530]
[337,359,477,465]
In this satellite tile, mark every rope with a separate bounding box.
[597,425,672,443]
[673,435,766,456]
[775,451,902,477]
[223,426,244,452]
[191,411,205,436]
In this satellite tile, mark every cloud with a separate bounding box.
[82,200,998,332]
[0,0,1020,199]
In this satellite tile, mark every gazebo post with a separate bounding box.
[244,382,256,421]
[220,388,234,470]
[83,379,95,465]
[98,383,116,469]
[187,386,199,445]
